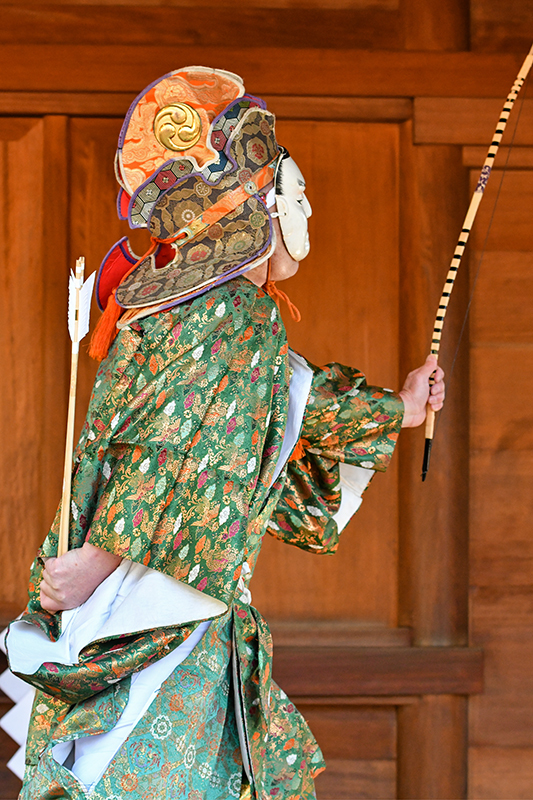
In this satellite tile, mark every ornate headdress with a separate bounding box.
[91,66,310,359]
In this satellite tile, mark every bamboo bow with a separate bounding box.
[421,43,533,481]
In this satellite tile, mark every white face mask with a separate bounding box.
[274,152,312,261]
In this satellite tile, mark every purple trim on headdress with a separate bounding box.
[95,236,139,311]
[117,70,253,151]
[117,188,128,221]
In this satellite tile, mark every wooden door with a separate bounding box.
[0,105,478,800]
[0,6,508,794]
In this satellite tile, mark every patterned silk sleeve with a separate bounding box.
[267,361,404,554]
[27,280,290,632]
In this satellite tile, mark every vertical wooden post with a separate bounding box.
[0,116,69,619]
[398,3,470,797]
[42,115,70,533]
[397,123,470,800]
[398,132,470,647]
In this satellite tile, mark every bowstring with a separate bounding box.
[433,71,531,439]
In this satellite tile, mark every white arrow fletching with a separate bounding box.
[68,271,95,342]
[78,272,96,341]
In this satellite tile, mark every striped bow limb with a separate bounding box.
[421,42,533,481]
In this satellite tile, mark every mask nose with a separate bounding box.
[301,194,312,219]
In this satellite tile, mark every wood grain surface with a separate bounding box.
[252,120,401,625]
[1,2,533,796]
[0,116,69,615]
[0,46,525,97]
[398,128,470,647]
[273,647,484,696]
[0,92,414,121]
[0,5,401,49]
[415,98,533,146]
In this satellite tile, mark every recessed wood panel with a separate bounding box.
[252,121,400,625]
[470,252,533,344]
[471,346,533,452]
[298,704,396,759]
[315,758,396,800]
[69,117,149,437]
[279,122,399,382]
[470,170,533,252]
[469,747,533,799]
[415,98,533,146]
[470,0,533,53]
[470,451,533,587]
[0,116,69,615]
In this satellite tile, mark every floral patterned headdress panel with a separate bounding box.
[95,66,280,323]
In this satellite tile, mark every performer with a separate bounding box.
[6,67,444,800]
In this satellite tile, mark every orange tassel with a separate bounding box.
[263,280,301,322]
[89,291,123,361]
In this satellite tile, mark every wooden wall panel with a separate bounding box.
[471,346,533,451]
[0,46,525,98]
[470,451,533,587]
[0,92,413,120]
[470,588,533,748]
[415,99,533,146]
[398,130,470,646]
[469,747,533,800]
[0,116,69,620]
[470,170,533,251]
[300,705,397,760]
[468,140,533,796]
[470,252,533,344]
[69,117,151,435]
[470,0,533,53]
[252,120,400,625]
[0,5,401,50]
[315,758,396,799]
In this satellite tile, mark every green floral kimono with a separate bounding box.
[9,277,403,800]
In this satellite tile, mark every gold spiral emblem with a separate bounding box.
[153,103,202,151]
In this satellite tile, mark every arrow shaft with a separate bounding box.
[58,257,85,556]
